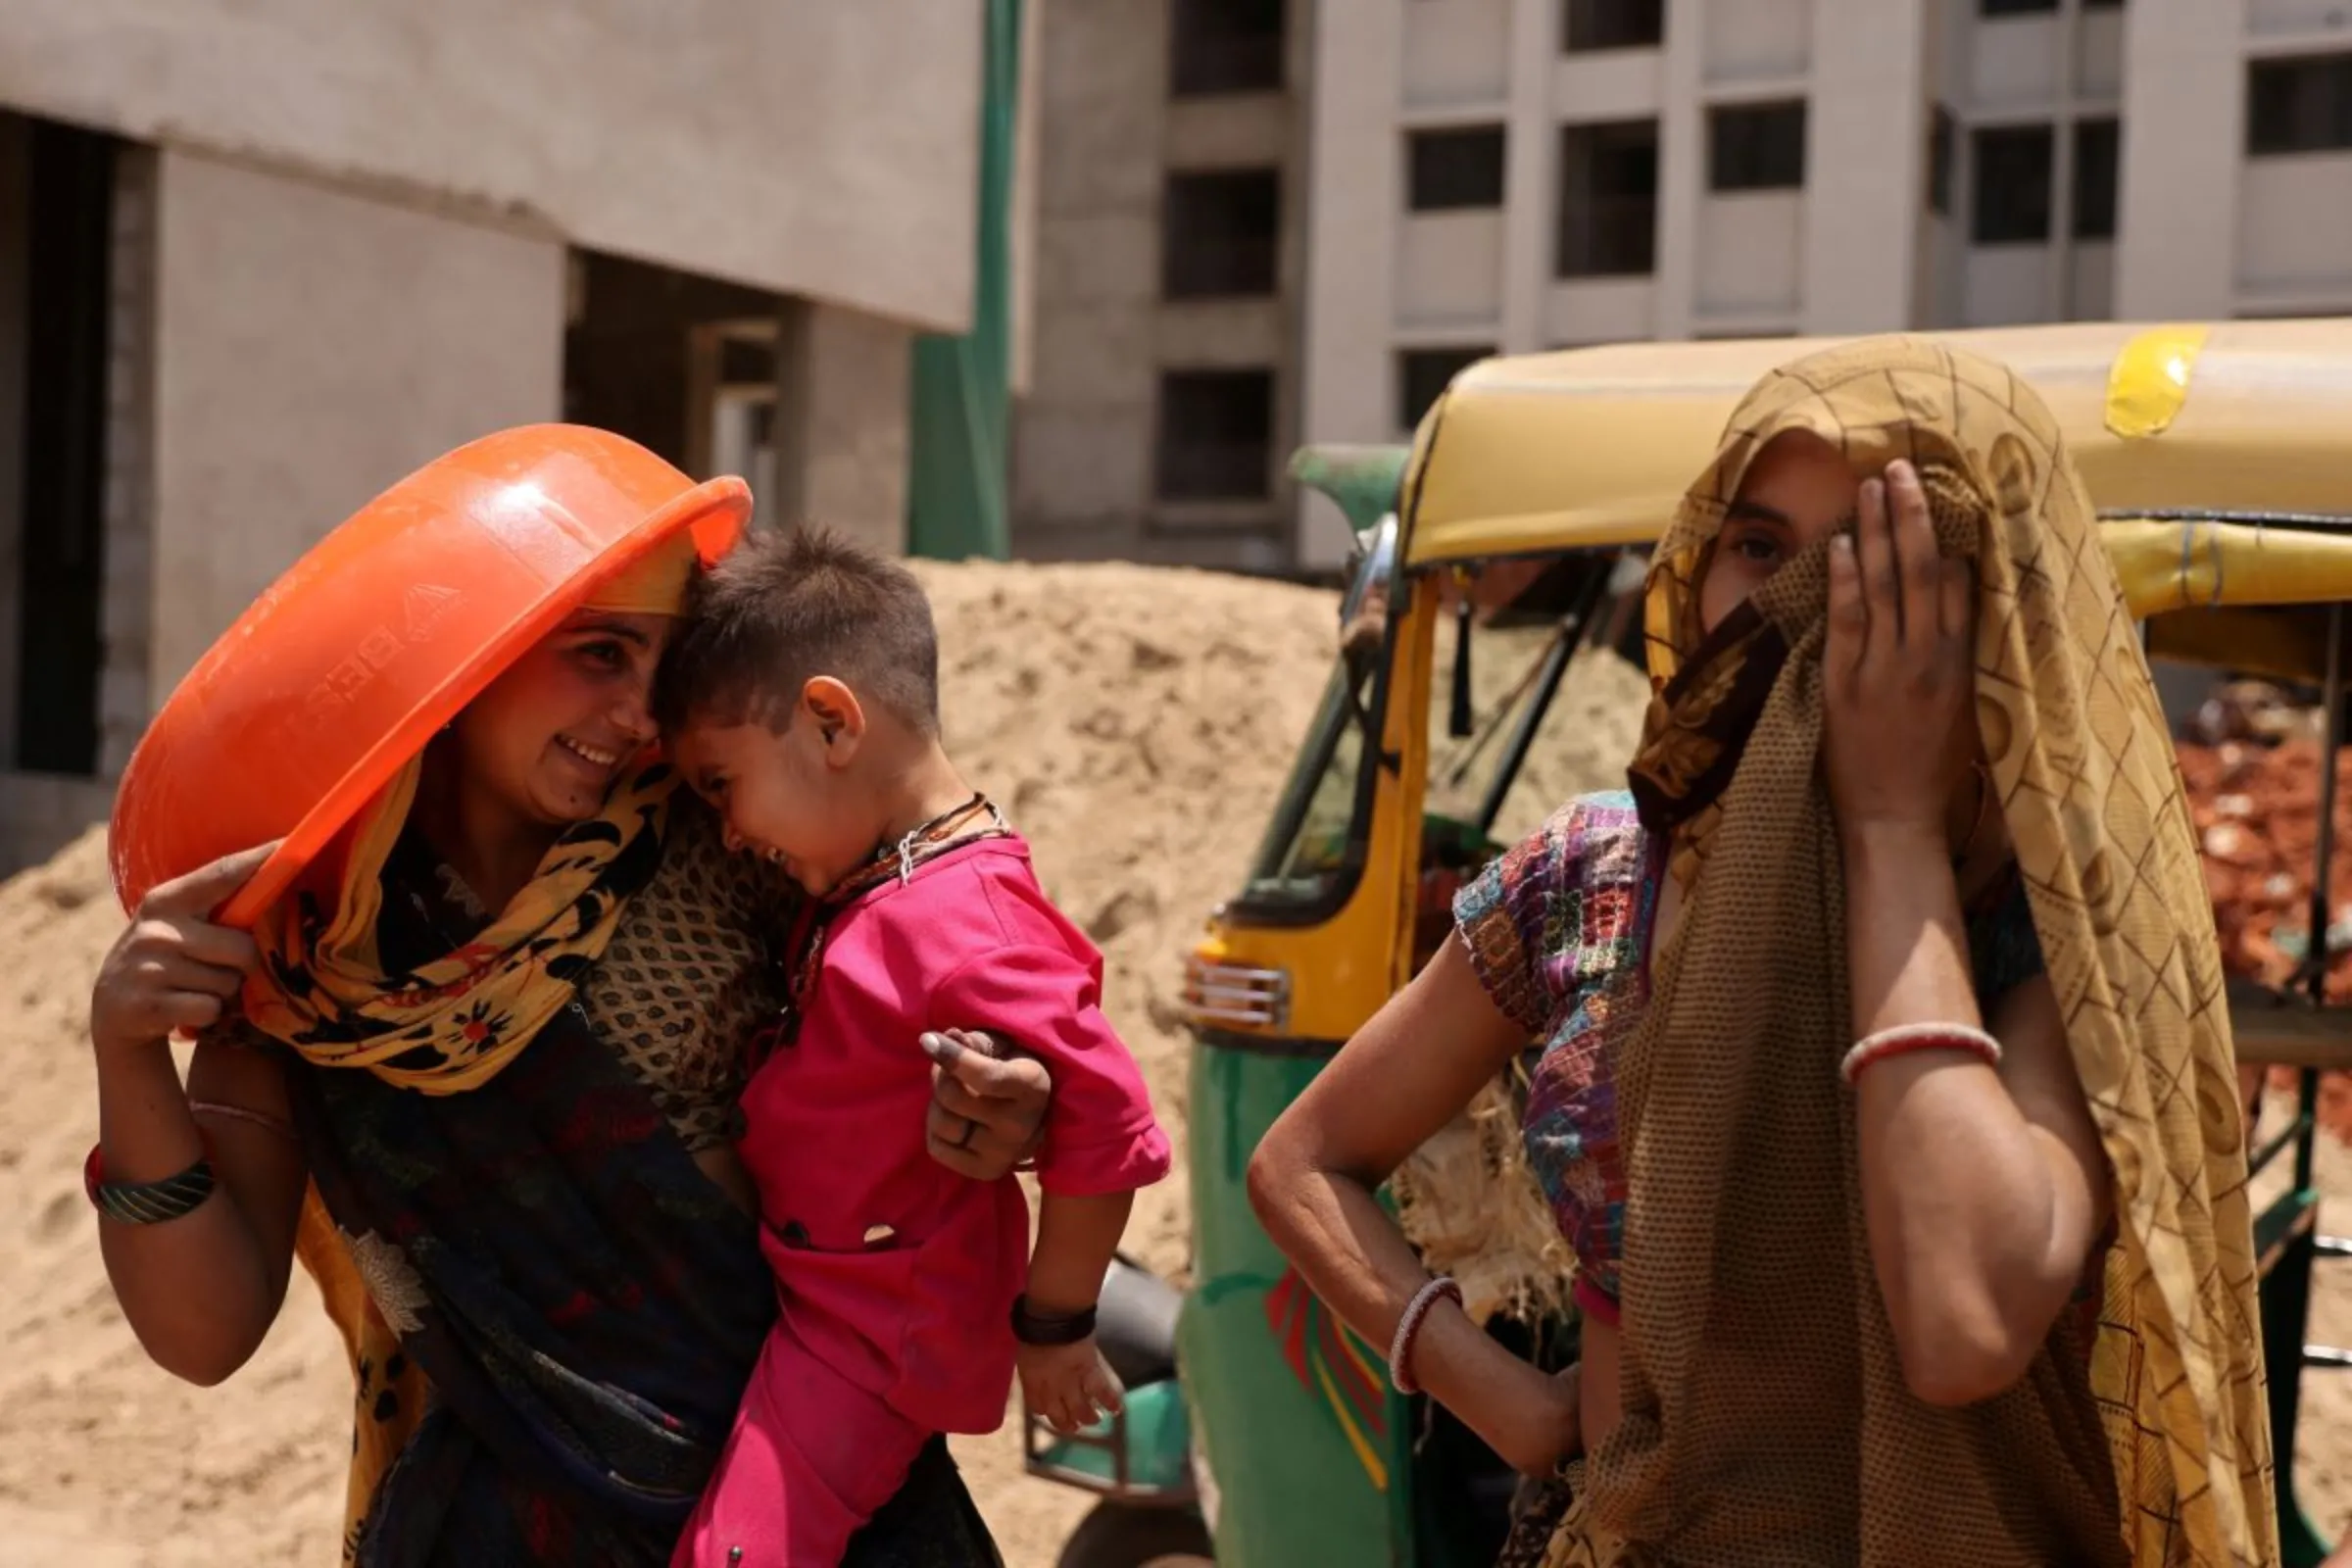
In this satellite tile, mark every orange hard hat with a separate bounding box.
[109,423,749,927]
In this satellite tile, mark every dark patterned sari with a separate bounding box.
[278,822,1004,1567]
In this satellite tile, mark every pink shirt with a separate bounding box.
[734,835,1171,1435]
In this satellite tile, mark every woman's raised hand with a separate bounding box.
[90,843,276,1058]
[1822,460,1978,844]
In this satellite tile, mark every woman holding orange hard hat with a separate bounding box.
[84,427,1046,1565]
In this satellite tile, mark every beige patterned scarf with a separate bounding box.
[1544,337,2274,1566]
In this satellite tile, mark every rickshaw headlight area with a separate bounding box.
[1179,956,1292,1032]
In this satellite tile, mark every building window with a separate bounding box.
[1563,0,1664,53]
[2073,118,2120,241]
[1929,106,1956,216]
[1708,102,1807,192]
[2248,55,2352,156]
[1397,346,1493,430]
[2082,0,2123,9]
[1557,120,1659,277]
[1163,170,1280,299]
[1980,0,2057,14]
[1170,0,1286,98]
[1971,124,2054,244]
[1408,126,1507,211]
[1155,369,1274,502]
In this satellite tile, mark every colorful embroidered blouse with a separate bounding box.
[1452,790,2049,1327]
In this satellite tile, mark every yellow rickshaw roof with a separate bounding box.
[1401,319,2352,618]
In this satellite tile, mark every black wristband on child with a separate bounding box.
[1011,1294,1098,1347]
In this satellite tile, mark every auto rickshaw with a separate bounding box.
[1028,319,2352,1567]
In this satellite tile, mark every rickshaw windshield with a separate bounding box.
[1237,545,1646,919]
[1236,662,1374,912]
[1425,551,1648,849]
[1235,517,1398,916]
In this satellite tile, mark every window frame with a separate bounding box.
[1153,368,1278,504]
[1407,124,1509,212]
[1707,101,1809,194]
[1556,118,1661,278]
[1969,122,2056,246]
[2071,117,2120,242]
[2247,53,2352,158]
[1397,345,1496,432]
[1161,167,1283,300]
[1169,0,1288,99]
[1561,0,1665,54]
[1929,105,1957,217]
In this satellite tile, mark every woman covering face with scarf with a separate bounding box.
[1249,336,2274,1566]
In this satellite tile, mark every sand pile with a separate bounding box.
[0,560,1657,1566]
[0,828,355,1567]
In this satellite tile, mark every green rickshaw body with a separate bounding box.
[1179,1045,1419,1566]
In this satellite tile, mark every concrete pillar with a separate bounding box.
[768,298,913,556]
[1650,3,1707,342]
[1007,0,1045,398]
[1498,0,1560,356]
[99,146,157,779]
[147,150,564,695]
[2113,0,2240,319]
[1801,0,1933,333]
[1007,0,1166,556]
[1298,0,1406,568]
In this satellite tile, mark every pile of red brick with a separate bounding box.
[2180,725,2352,1137]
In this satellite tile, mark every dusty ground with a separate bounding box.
[10,562,2351,1563]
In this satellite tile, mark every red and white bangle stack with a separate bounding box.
[1839,1022,2003,1088]
[1388,1274,1463,1396]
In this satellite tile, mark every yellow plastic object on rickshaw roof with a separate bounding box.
[1399,318,2352,622]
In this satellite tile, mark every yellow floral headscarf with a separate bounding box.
[242,526,700,1092]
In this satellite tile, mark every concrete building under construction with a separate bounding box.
[0,1,993,873]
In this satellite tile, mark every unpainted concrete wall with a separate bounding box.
[1013,0,1306,573]
[0,0,982,332]
[146,150,565,696]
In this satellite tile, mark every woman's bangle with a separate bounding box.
[1840,1023,2002,1088]
[190,1100,298,1143]
[1388,1274,1463,1396]
[83,1143,217,1226]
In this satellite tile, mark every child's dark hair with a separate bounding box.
[654,524,940,736]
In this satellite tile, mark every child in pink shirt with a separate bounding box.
[655,526,1171,1567]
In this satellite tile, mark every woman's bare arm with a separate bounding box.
[1249,935,1579,1474]
[1823,461,2111,1406]
[1843,824,2109,1406]
[90,848,309,1386]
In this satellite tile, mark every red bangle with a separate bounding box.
[1839,1023,2002,1087]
